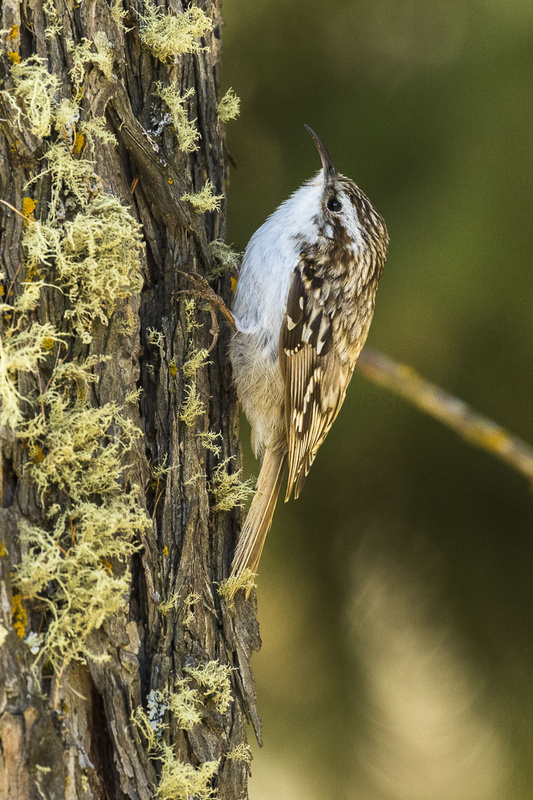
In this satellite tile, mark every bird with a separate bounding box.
[227,125,389,594]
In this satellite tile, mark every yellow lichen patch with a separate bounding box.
[0,541,7,557]
[7,51,21,64]
[22,197,36,223]
[11,593,28,638]
[168,359,178,378]
[155,84,200,153]
[180,181,223,213]
[7,24,19,39]
[210,458,255,513]
[216,88,240,123]
[139,4,212,63]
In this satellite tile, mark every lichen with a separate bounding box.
[217,570,256,604]
[2,59,148,676]
[183,660,233,714]
[216,88,240,123]
[179,383,205,427]
[139,4,212,63]
[69,33,114,97]
[182,347,210,379]
[208,239,241,278]
[23,183,144,343]
[1,55,58,138]
[156,749,218,800]
[155,84,200,153]
[225,744,252,764]
[210,458,255,512]
[180,181,223,213]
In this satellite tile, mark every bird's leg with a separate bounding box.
[175,271,237,352]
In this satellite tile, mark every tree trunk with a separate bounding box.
[0,1,260,798]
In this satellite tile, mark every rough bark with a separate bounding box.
[0,1,260,798]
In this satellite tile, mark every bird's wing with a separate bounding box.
[279,268,353,501]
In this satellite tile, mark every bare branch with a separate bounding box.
[357,348,533,483]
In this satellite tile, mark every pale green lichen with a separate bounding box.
[23,184,144,343]
[158,592,180,616]
[217,569,257,604]
[225,743,252,764]
[69,33,114,96]
[2,69,148,675]
[156,746,218,800]
[139,4,212,63]
[197,431,222,457]
[80,117,118,149]
[210,458,255,513]
[1,55,58,138]
[180,181,223,213]
[0,313,64,430]
[184,660,233,714]
[179,383,205,427]
[208,239,241,278]
[184,297,202,332]
[182,347,210,379]
[147,327,165,354]
[155,84,200,153]
[156,682,202,730]
[217,88,240,123]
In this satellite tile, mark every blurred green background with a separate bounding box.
[220,1,533,797]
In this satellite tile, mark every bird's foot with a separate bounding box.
[175,271,237,352]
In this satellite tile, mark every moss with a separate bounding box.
[139,4,212,63]
[1,55,58,138]
[180,181,223,213]
[155,84,200,153]
[217,88,240,123]
[210,458,255,513]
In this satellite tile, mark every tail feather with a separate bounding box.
[229,447,287,597]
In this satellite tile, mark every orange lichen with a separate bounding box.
[12,593,28,638]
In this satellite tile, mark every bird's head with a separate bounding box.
[302,125,388,260]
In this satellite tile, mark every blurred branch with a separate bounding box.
[357,348,533,484]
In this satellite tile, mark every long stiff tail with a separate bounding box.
[229,447,287,596]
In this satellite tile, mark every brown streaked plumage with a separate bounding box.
[229,127,388,595]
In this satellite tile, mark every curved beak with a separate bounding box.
[304,124,336,185]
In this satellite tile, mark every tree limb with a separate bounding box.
[357,348,533,483]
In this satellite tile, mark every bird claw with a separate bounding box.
[175,271,236,353]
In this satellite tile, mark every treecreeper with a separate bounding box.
[217,126,389,595]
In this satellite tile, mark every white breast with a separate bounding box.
[233,173,323,356]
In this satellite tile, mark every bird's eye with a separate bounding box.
[327,197,342,212]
